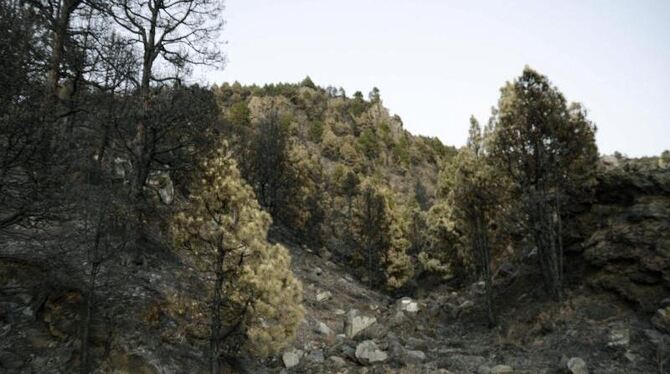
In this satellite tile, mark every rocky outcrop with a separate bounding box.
[581,159,670,311]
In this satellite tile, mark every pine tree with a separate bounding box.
[446,117,510,326]
[171,140,303,372]
[351,180,413,289]
[489,67,598,300]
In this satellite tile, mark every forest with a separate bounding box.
[1,1,670,373]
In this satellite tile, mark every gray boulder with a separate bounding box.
[567,357,588,374]
[282,348,303,369]
[355,340,388,365]
[344,309,377,338]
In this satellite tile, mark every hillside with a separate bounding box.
[2,3,670,371]
[1,153,669,373]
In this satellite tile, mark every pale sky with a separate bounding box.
[196,0,670,157]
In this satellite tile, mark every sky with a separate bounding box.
[195,0,670,157]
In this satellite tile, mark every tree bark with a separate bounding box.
[80,262,98,374]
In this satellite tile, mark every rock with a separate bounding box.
[318,247,332,260]
[21,306,34,317]
[396,297,419,313]
[451,300,475,318]
[437,354,486,372]
[472,281,486,295]
[316,290,332,302]
[0,324,10,338]
[495,262,517,279]
[490,365,514,374]
[315,321,333,336]
[334,309,346,315]
[460,300,475,309]
[113,157,132,179]
[389,310,406,326]
[147,171,174,204]
[344,309,377,338]
[624,350,636,362]
[328,356,347,367]
[404,350,426,363]
[652,306,670,333]
[355,340,388,365]
[607,323,630,348]
[567,357,588,374]
[356,322,387,340]
[282,348,304,369]
[306,349,325,363]
[477,365,492,374]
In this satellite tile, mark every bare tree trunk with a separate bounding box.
[129,4,159,262]
[80,262,98,374]
[555,187,564,298]
[47,0,84,96]
[475,210,495,327]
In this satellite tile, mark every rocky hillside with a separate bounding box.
[581,156,670,313]
[1,155,670,373]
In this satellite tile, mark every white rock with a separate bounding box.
[607,325,630,348]
[567,357,588,374]
[405,349,426,363]
[397,297,420,313]
[282,348,303,368]
[355,340,388,365]
[344,309,377,338]
[315,321,333,336]
[460,300,475,309]
[316,290,332,302]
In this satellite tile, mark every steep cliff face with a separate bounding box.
[581,156,670,312]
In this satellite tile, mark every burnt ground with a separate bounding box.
[0,227,664,373]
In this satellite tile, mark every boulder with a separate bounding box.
[567,357,588,374]
[356,322,387,340]
[282,348,304,369]
[477,365,491,374]
[316,290,332,302]
[355,340,388,365]
[147,171,174,204]
[607,323,630,348]
[404,350,426,364]
[315,321,333,336]
[344,309,377,338]
[652,306,670,333]
[306,349,325,363]
[396,297,419,313]
[328,356,347,367]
